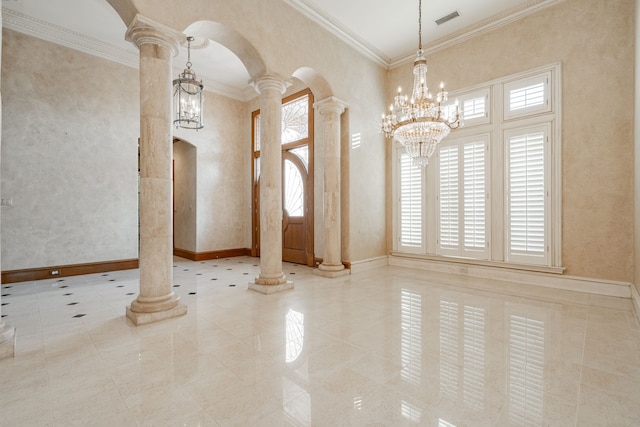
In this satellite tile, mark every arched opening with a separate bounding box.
[172,138,197,256]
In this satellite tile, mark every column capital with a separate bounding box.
[125,14,183,57]
[314,96,349,116]
[251,74,289,95]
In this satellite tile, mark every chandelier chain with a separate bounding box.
[379,0,462,166]
[418,0,422,51]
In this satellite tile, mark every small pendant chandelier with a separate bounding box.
[381,0,462,166]
[173,36,204,130]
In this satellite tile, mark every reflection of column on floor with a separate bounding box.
[0,11,16,359]
[0,318,16,359]
[249,75,294,295]
[314,97,350,278]
[125,16,186,325]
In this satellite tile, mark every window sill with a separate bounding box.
[389,252,565,275]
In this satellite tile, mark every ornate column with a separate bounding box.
[0,7,16,359]
[313,97,350,278]
[125,16,187,324]
[249,75,293,294]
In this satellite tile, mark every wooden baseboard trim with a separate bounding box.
[173,248,251,261]
[2,259,139,284]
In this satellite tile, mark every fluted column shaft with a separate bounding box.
[249,75,293,294]
[314,97,350,278]
[125,16,187,324]
[0,7,16,359]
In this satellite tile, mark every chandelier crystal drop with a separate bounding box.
[173,36,204,130]
[380,0,462,166]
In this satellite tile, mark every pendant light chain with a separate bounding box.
[186,36,193,69]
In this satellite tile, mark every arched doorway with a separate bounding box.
[172,138,197,255]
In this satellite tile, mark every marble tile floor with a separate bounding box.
[1,256,640,426]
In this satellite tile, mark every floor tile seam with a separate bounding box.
[581,355,640,377]
[574,306,592,427]
[388,272,598,305]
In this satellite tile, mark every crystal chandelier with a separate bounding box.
[173,36,204,130]
[381,0,462,166]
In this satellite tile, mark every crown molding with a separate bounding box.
[2,7,139,69]
[1,7,249,102]
[2,0,565,97]
[284,0,564,70]
[389,0,565,68]
[282,0,390,67]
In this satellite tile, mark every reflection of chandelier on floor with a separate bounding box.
[381,0,462,167]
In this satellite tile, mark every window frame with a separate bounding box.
[391,63,562,271]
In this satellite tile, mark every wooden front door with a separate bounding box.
[282,151,309,265]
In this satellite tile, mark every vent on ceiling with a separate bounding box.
[435,10,460,26]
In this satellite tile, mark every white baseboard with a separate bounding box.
[388,254,631,298]
[350,256,389,273]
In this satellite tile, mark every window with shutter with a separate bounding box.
[505,125,549,265]
[398,151,423,251]
[504,72,551,119]
[392,63,560,270]
[437,137,489,259]
[463,141,486,252]
[444,88,490,127]
[438,145,459,252]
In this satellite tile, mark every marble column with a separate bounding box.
[0,7,16,359]
[313,97,350,278]
[249,75,293,294]
[125,16,187,325]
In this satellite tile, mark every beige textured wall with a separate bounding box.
[389,0,634,282]
[1,29,140,270]
[635,0,640,295]
[173,139,197,252]
[117,0,389,263]
[174,91,249,253]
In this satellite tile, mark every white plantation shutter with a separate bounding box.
[438,138,489,259]
[399,151,423,251]
[463,142,486,251]
[504,72,551,119]
[506,125,549,265]
[438,145,459,251]
[445,88,490,127]
[463,97,486,120]
[509,83,544,111]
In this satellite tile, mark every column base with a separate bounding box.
[126,302,187,326]
[0,324,16,359]
[313,264,351,278]
[248,281,294,295]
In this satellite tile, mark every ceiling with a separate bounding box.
[1,0,557,100]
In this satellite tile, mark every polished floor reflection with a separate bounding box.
[1,256,640,426]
